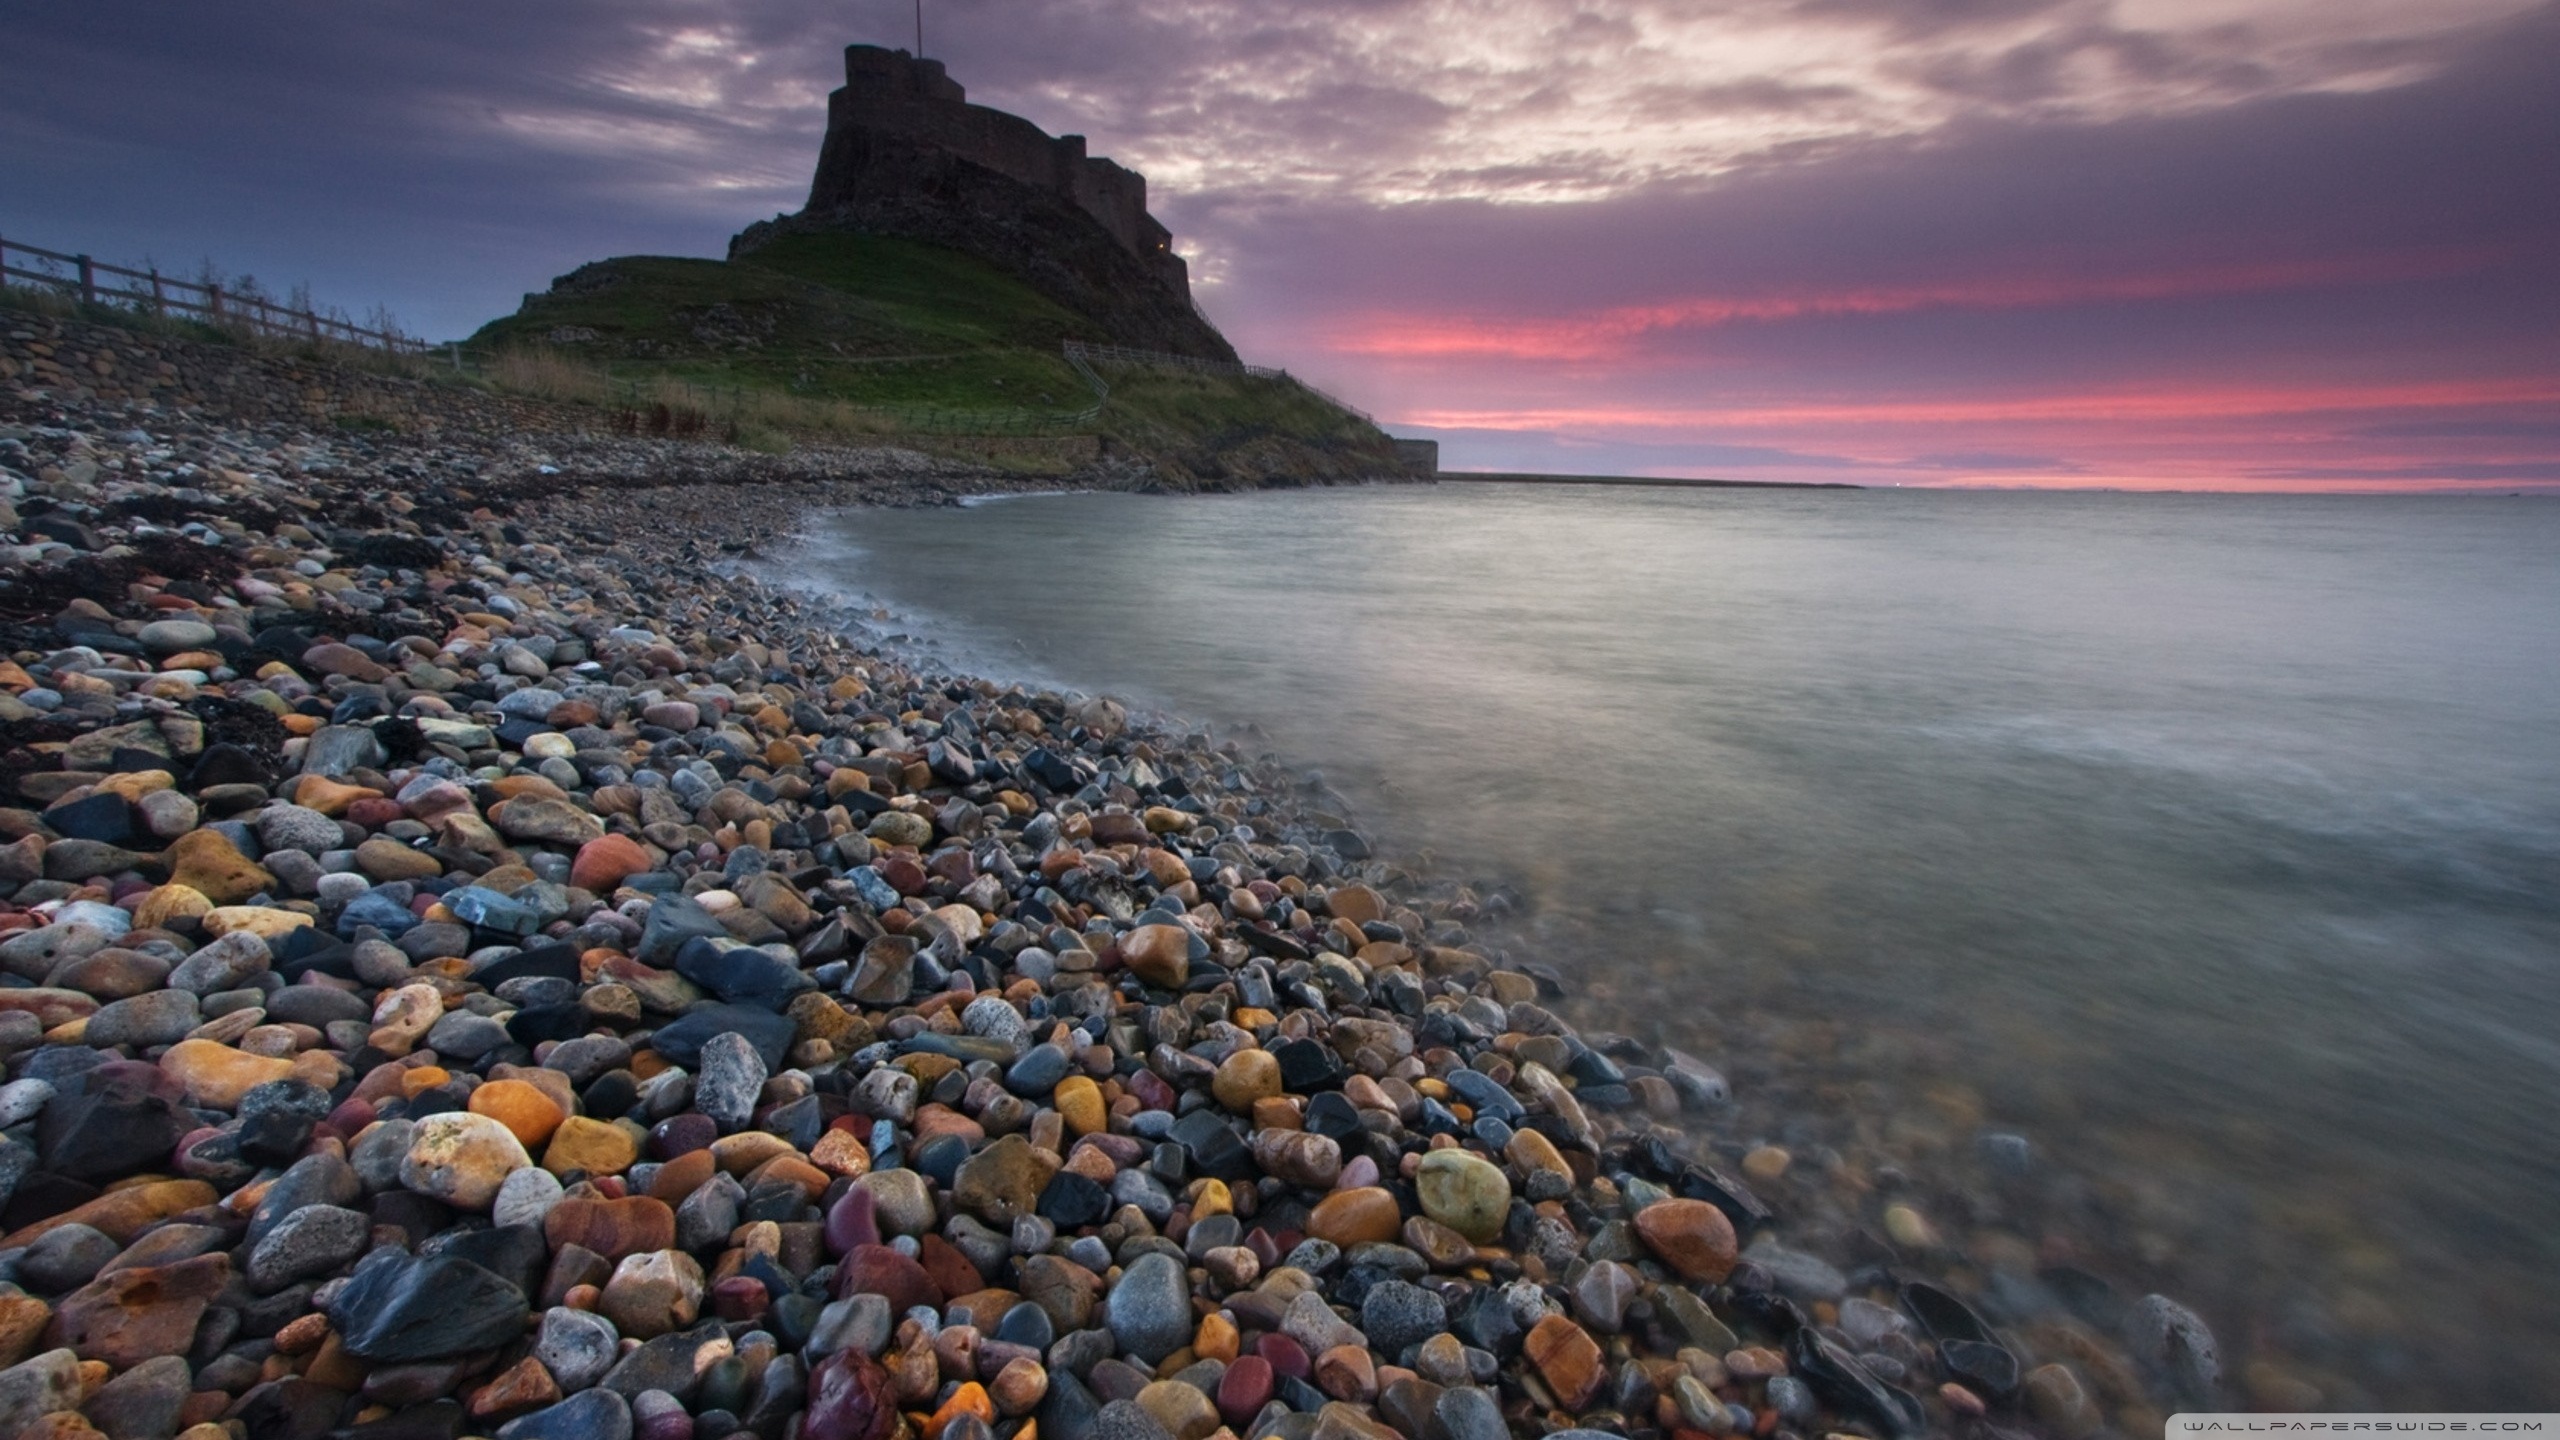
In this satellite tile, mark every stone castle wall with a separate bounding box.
[816,47,1186,293]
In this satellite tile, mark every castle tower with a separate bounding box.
[734,44,1232,360]
[815,46,1189,296]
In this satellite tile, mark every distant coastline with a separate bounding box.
[1436,469,1862,490]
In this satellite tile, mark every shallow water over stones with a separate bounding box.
[813,485,2560,1406]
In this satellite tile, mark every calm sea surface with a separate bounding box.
[799,485,2560,1406]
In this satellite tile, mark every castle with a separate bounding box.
[732,45,1235,361]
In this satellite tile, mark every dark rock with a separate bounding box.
[43,792,132,845]
[1273,1039,1342,1093]
[474,943,583,988]
[264,987,371,1028]
[82,1354,191,1440]
[634,894,725,966]
[1103,1251,1190,1364]
[1088,1399,1176,1440]
[1433,1384,1507,1440]
[422,1223,551,1297]
[335,1402,467,1440]
[246,1204,369,1291]
[1787,1327,1924,1437]
[800,1347,900,1440]
[1675,1161,1772,1230]
[507,1004,590,1048]
[2133,1293,2223,1407]
[645,1004,796,1071]
[831,1244,940,1313]
[1039,1371,1104,1440]
[228,1378,345,1440]
[1360,1279,1447,1359]
[600,1317,733,1403]
[1005,1044,1071,1096]
[327,1251,532,1361]
[237,1078,333,1166]
[673,936,814,1012]
[189,744,272,791]
[693,1031,767,1133]
[1303,1092,1362,1144]
[1168,1108,1252,1182]
[19,1222,118,1292]
[1941,1338,2021,1398]
[498,1388,634,1440]
[247,1152,362,1248]
[38,1068,187,1184]
[997,1301,1055,1351]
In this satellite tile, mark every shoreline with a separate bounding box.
[0,313,2223,1440]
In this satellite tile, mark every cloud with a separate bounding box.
[2347,420,2560,440]
[1195,5,2560,486]
[1321,246,2522,362]
[1907,452,2082,471]
[2241,462,2560,482]
[0,0,2551,487]
[1402,425,1885,478]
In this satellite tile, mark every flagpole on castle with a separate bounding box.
[915,0,924,56]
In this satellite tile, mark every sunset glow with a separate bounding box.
[1,0,2551,490]
[1325,248,2522,363]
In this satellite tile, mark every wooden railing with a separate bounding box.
[0,235,424,354]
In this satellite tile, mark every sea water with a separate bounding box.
[801,485,2560,1405]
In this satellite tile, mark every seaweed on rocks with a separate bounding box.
[106,492,216,526]
[186,695,289,761]
[337,531,448,573]
[0,532,242,622]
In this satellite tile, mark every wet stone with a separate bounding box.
[1359,1279,1448,1359]
[329,1252,533,1362]
[246,1203,369,1291]
[1105,1252,1192,1365]
[499,1387,635,1440]
[694,1031,767,1133]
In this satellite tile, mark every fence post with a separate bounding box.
[148,267,165,315]
[77,255,96,306]
[450,342,462,374]
[208,283,224,324]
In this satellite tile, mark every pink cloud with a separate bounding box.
[1324,246,2518,363]
[1400,374,2560,431]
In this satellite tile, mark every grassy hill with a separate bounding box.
[467,232,1401,485]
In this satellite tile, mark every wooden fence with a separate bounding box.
[0,235,424,354]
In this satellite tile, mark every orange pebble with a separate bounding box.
[1193,1312,1239,1363]
[469,1078,567,1148]
[924,1382,994,1440]
[399,1067,452,1098]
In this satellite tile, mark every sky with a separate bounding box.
[2,1,2555,490]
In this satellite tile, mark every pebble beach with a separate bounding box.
[0,311,2227,1440]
